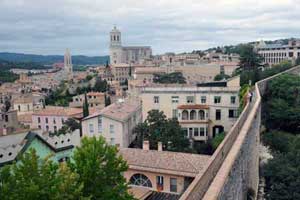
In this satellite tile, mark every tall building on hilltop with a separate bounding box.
[64,48,73,81]
[109,26,152,65]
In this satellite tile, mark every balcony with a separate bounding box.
[177,104,209,124]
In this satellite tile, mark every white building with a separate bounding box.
[81,99,142,148]
[138,77,240,142]
[256,39,300,65]
[109,26,152,65]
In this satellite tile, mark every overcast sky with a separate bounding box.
[1,0,300,56]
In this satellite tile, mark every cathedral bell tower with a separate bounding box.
[109,26,123,64]
[64,48,73,81]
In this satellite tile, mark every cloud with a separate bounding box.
[0,0,300,55]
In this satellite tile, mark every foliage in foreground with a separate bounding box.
[0,149,84,200]
[0,137,134,200]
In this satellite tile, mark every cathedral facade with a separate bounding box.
[109,26,152,65]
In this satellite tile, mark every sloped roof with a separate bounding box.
[119,148,211,177]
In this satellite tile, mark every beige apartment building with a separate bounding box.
[256,39,300,65]
[31,106,83,133]
[119,142,211,199]
[69,92,105,109]
[81,99,142,148]
[137,76,240,142]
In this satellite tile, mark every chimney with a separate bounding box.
[143,140,150,150]
[2,128,7,136]
[158,142,163,151]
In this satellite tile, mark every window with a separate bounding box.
[154,96,159,104]
[18,105,21,111]
[45,117,48,124]
[198,110,205,120]
[110,138,115,145]
[98,116,102,133]
[171,96,179,103]
[130,174,152,188]
[170,178,177,192]
[189,128,193,138]
[190,110,196,120]
[194,128,199,137]
[214,96,221,104]
[38,125,41,129]
[156,176,164,190]
[200,127,205,136]
[54,126,57,132]
[46,125,49,131]
[230,96,236,104]
[62,118,65,124]
[186,96,194,104]
[38,117,41,123]
[53,118,56,124]
[201,96,206,104]
[172,109,178,119]
[27,104,30,111]
[216,109,221,120]
[182,110,189,120]
[110,124,114,134]
[89,124,94,134]
[229,109,238,118]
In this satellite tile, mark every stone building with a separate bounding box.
[137,76,240,142]
[69,92,105,109]
[81,98,142,148]
[109,26,152,65]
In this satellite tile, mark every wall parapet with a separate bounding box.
[180,65,300,200]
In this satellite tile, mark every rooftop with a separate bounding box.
[119,148,211,177]
[32,106,82,117]
[83,99,141,122]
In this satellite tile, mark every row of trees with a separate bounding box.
[261,74,300,200]
[0,137,134,200]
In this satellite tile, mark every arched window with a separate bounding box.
[129,174,152,188]
[190,110,196,120]
[199,110,205,120]
[182,110,189,120]
[117,35,120,41]
[113,35,116,41]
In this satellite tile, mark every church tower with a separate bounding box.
[64,48,73,81]
[109,26,123,64]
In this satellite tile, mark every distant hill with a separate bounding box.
[0,52,109,65]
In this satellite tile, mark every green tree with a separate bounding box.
[153,72,186,84]
[263,150,300,200]
[211,132,225,151]
[83,93,89,117]
[0,149,84,200]
[105,95,111,107]
[238,44,263,85]
[94,78,108,93]
[70,137,133,200]
[265,74,300,133]
[134,110,190,152]
[262,131,294,154]
[214,74,230,81]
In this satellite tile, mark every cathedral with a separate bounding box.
[109,26,152,65]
